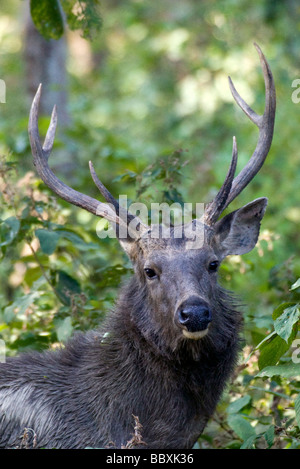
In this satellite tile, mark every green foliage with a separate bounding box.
[30,0,64,40]
[0,157,119,352]
[199,277,300,449]
[60,0,102,39]
[30,0,102,40]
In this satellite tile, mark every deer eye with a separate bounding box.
[208,260,219,272]
[144,268,157,279]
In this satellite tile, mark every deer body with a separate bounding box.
[0,44,276,448]
[0,238,241,449]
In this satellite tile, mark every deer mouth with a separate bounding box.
[182,327,210,340]
[175,298,212,339]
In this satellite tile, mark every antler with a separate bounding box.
[204,43,276,225]
[28,84,147,236]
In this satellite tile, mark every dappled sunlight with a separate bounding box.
[176,47,258,117]
[0,15,21,54]
[256,229,280,257]
[67,30,93,76]
[151,28,190,60]
[176,71,217,116]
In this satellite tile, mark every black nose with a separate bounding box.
[177,298,212,332]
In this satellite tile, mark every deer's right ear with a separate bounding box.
[118,237,137,258]
[212,197,268,259]
[114,219,147,259]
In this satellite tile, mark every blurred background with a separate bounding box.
[0,0,300,449]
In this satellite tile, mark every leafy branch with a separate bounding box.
[30,0,102,40]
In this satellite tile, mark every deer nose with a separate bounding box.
[176,299,212,333]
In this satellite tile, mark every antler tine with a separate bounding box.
[28,85,126,227]
[89,161,119,208]
[89,161,146,230]
[204,43,276,225]
[226,43,276,206]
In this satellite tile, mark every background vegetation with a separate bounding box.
[0,0,300,449]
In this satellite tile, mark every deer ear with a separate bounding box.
[213,197,268,258]
[118,238,137,258]
[115,220,147,259]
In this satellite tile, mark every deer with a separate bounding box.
[0,43,275,449]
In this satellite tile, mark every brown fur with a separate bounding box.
[0,205,266,448]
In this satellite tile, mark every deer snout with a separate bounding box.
[176,298,212,339]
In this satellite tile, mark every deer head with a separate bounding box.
[28,44,275,349]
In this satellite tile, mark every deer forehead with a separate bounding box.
[137,221,214,252]
[138,244,216,268]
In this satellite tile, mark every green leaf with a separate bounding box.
[56,316,73,342]
[264,425,275,448]
[55,229,99,251]
[35,229,60,255]
[274,305,300,343]
[30,0,64,40]
[291,279,300,291]
[112,170,137,183]
[272,302,296,320]
[227,414,256,441]
[3,292,39,323]
[258,333,290,370]
[55,270,81,305]
[240,434,257,449]
[60,0,102,39]
[294,394,300,427]
[0,216,20,246]
[246,331,276,360]
[227,395,251,414]
[256,363,300,379]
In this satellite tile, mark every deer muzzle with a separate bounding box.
[176,297,212,339]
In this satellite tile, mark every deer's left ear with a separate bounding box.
[212,197,268,259]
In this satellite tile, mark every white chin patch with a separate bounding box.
[182,328,209,340]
